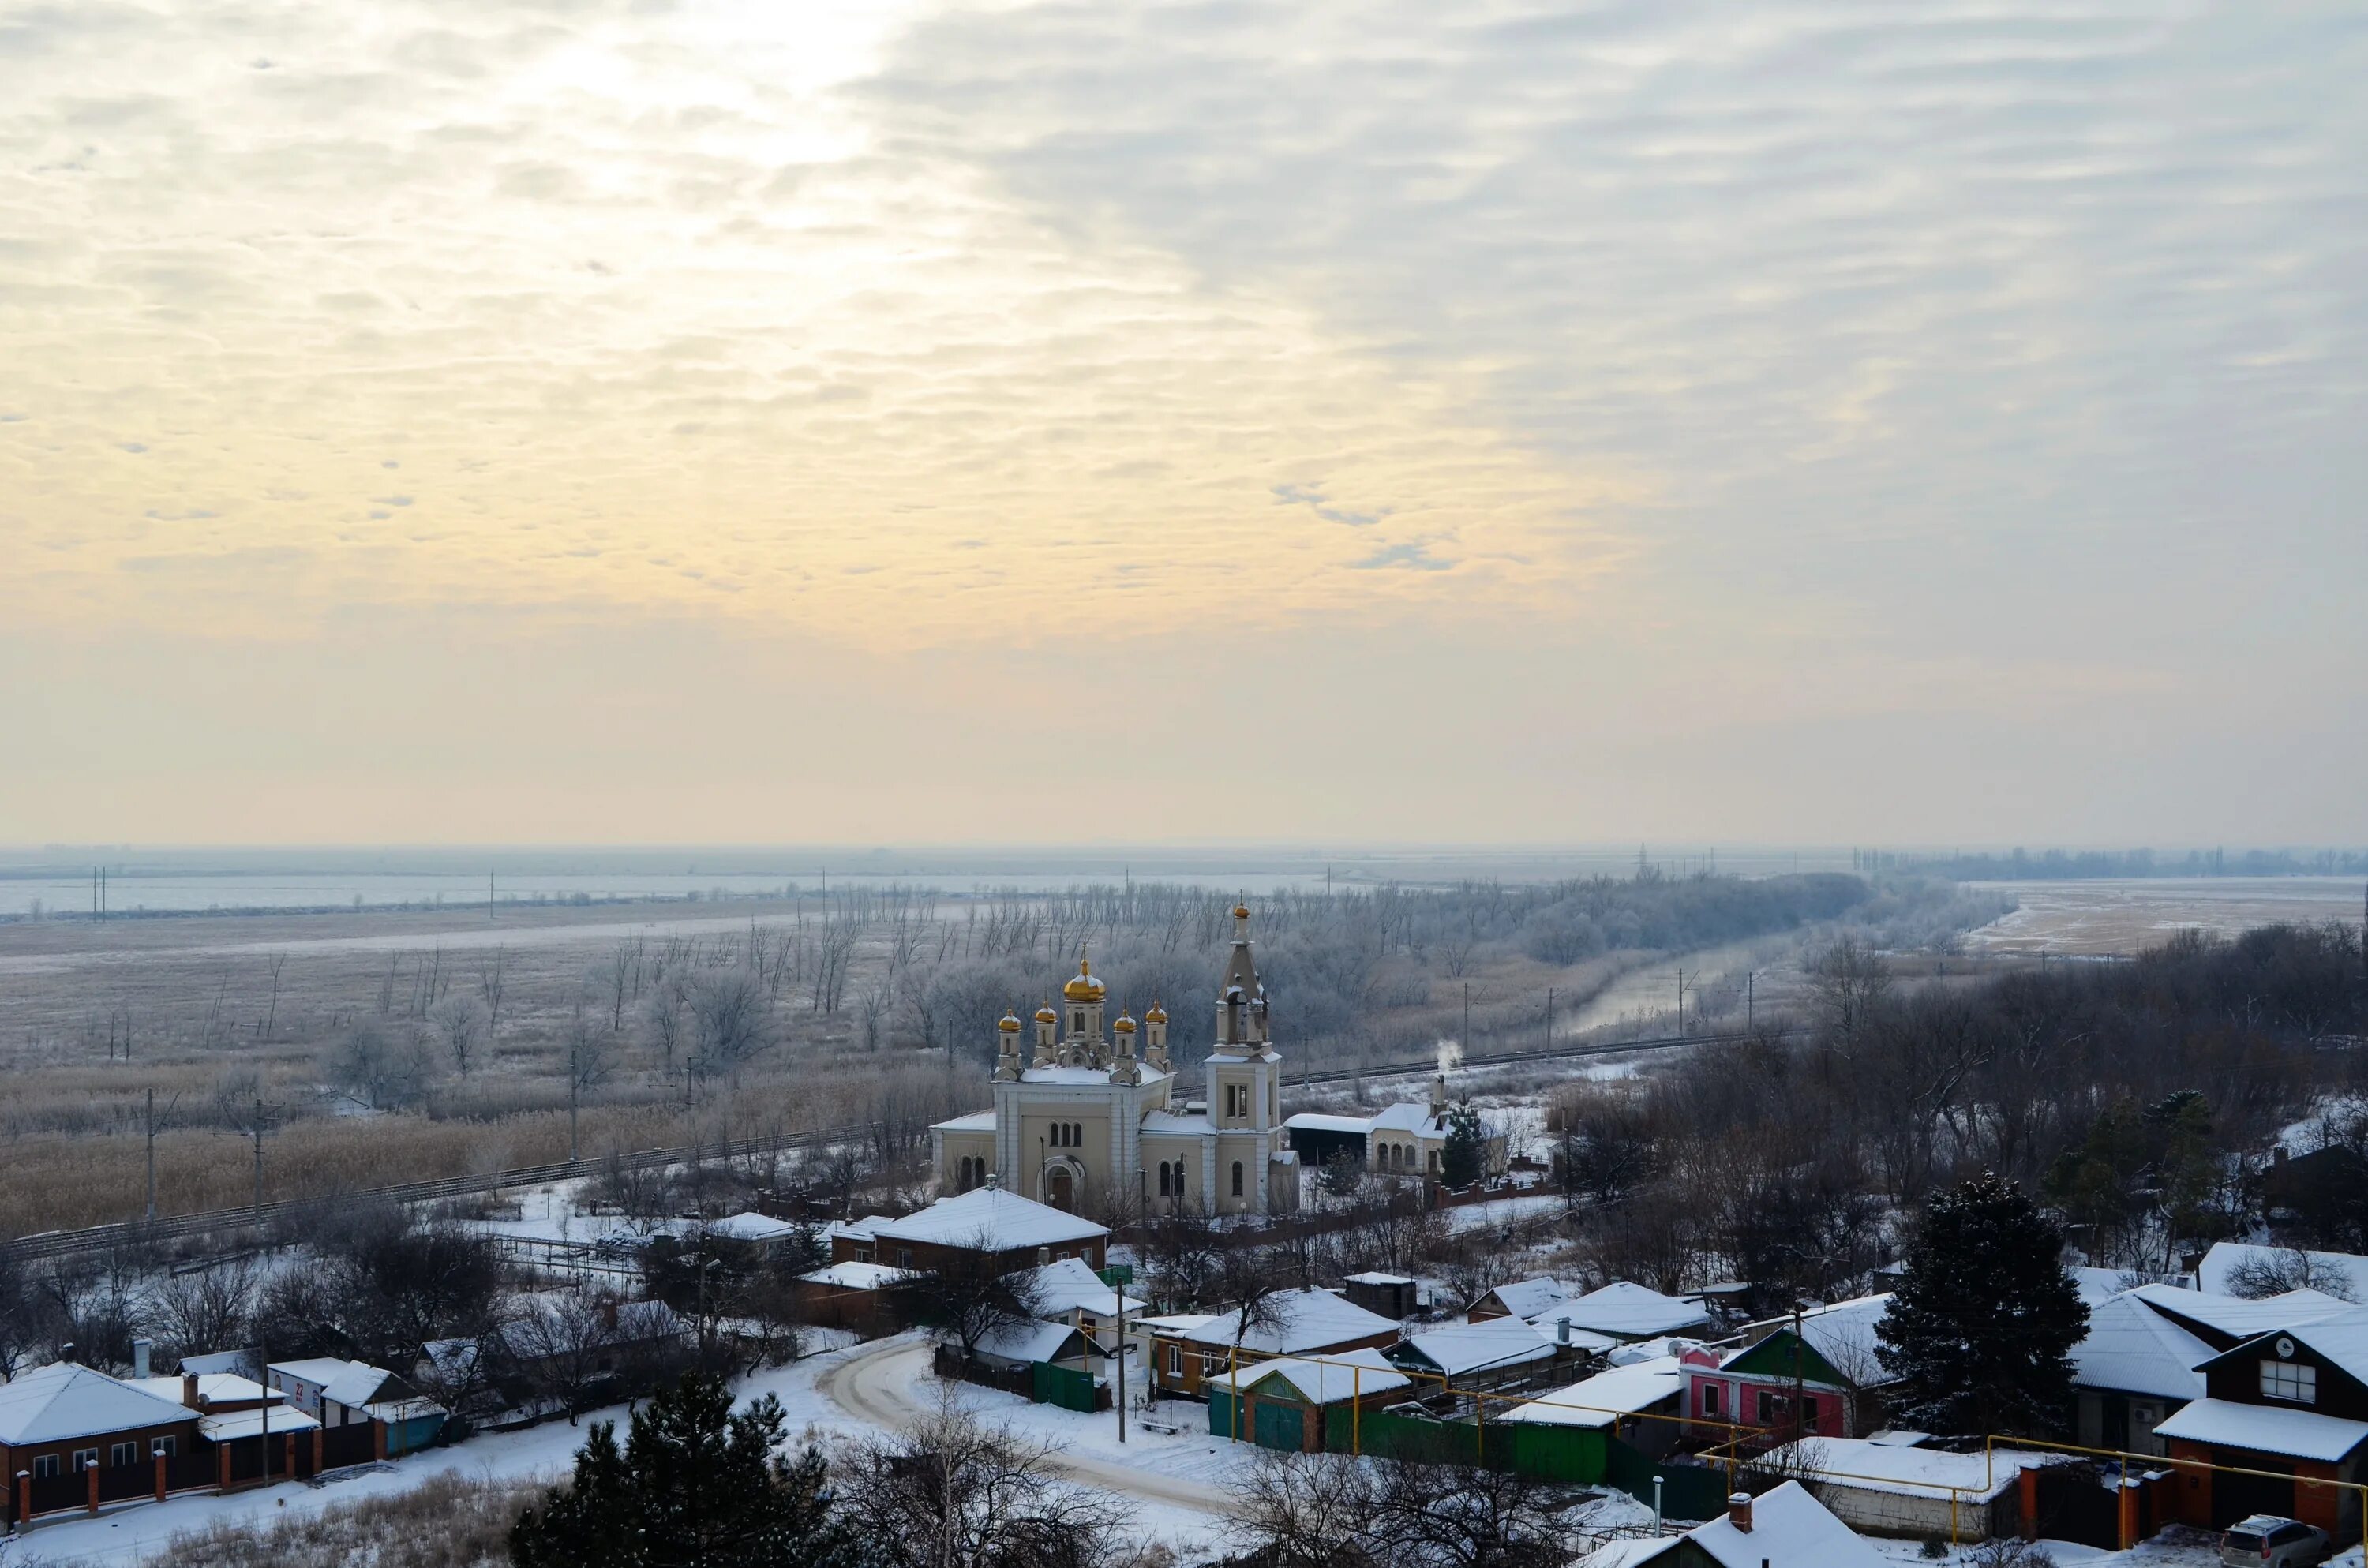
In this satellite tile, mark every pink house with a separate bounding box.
[1681,1293,1895,1439]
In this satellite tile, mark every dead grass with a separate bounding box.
[145,1470,533,1568]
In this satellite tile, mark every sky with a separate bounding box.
[2,0,2362,847]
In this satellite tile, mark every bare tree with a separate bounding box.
[689,967,777,1082]
[834,1392,1154,1568]
[430,994,490,1079]
[508,1283,626,1425]
[146,1259,258,1364]
[2225,1246,2358,1302]
[912,1231,1041,1360]
[474,945,508,1035]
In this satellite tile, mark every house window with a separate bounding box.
[1701,1383,1721,1418]
[1158,1162,1171,1197]
[1800,1397,1821,1433]
[72,1449,98,1472]
[31,1454,58,1479]
[1167,1345,1182,1376]
[2261,1360,2317,1405]
[1428,1149,1439,1173]
[111,1442,138,1467]
[854,1244,874,1263]
[152,1436,177,1458]
[1231,1161,1244,1196]
[897,1247,914,1269]
[1756,1390,1776,1425]
[1203,1354,1225,1380]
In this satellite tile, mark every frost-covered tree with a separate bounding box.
[1875,1170,2086,1438]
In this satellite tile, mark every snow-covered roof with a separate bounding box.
[2068,1266,2141,1306]
[1549,1282,1712,1339]
[2070,1293,2213,1400]
[1394,1318,1560,1379]
[0,1363,197,1446]
[1284,1113,1375,1135]
[2200,1243,2368,1304]
[176,1349,261,1379]
[1501,1356,1684,1428]
[2128,1283,2364,1344]
[1683,1480,1885,1568]
[1015,1256,1146,1318]
[2202,1317,2368,1386]
[873,1186,1108,1252]
[1787,1293,1894,1382]
[199,1406,324,1442]
[1169,1288,1401,1356]
[274,1358,404,1409]
[1020,1065,1135,1085]
[133,1373,274,1409]
[705,1211,804,1243]
[2153,1397,2368,1462]
[1758,1437,2053,1501]
[1481,1276,1571,1321]
[1218,1346,1410,1403]
[1369,1102,1443,1136]
[932,1110,998,1132]
[1132,1312,1216,1333]
[1140,1110,1219,1136]
[828,1214,898,1243]
[974,1319,1085,1367]
[270,1357,357,1390]
[801,1261,915,1291]
[1344,1271,1416,1286]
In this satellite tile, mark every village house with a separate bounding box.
[0,1361,207,1528]
[1342,1270,1420,1320]
[268,1358,447,1458]
[828,1184,1109,1274]
[1390,1316,1570,1388]
[2154,1315,2368,1544]
[2069,1290,2218,1455]
[792,1259,913,1334]
[1211,1347,1411,1451]
[1148,1286,1400,1399]
[1536,1282,1714,1344]
[1501,1353,1689,1459]
[1684,1293,1894,1440]
[1012,1255,1146,1351]
[1282,1073,1510,1184]
[1466,1275,1574,1323]
[1581,1481,1886,1568]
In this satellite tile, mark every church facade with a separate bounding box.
[930,904,1300,1218]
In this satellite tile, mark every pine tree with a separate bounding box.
[1875,1171,2088,1438]
[510,1371,868,1568]
[1441,1101,1486,1188]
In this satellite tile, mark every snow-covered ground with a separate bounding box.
[17,1330,1238,1566]
[1444,1192,1564,1233]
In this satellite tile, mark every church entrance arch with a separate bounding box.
[1043,1159,1081,1212]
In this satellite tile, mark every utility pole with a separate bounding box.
[252,1098,267,1215]
[1462,982,1471,1046]
[1115,1273,1127,1444]
[1746,971,1755,1030]
[1546,987,1554,1053]
[1676,968,1685,1035]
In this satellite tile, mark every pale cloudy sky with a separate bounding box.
[2,0,2361,846]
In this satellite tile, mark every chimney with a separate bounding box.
[2273,1146,2290,1166]
[182,1372,202,1409]
[60,1341,76,1364]
[132,1338,152,1380]
[1429,1073,1447,1115]
[1728,1492,1753,1532]
[1556,1319,1571,1346]
[1037,1247,1051,1267]
[985,1171,1000,1191]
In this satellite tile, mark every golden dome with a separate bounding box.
[1062,954,1106,1002]
[1231,903,1251,920]
[997,1012,1022,1033]
[1113,1012,1137,1034]
[1033,1005,1058,1024]
[1145,1001,1167,1024]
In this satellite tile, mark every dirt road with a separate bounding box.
[815,1338,1232,1516]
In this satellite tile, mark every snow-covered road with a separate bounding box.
[817,1338,1235,1517]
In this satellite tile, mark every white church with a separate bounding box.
[930,904,1301,1217]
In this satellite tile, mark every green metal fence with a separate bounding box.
[1031,1361,1100,1413]
[1604,1437,1733,1521]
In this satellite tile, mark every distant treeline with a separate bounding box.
[1894,846,2368,881]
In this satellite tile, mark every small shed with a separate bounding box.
[1754,1435,2057,1540]
[1209,1347,1411,1452]
[1391,1317,1563,1387]
[1343,1271,1418,1321]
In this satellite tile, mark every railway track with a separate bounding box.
[0,1122,873,1263]
[4,1025,1776,1263]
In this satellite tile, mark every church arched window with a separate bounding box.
[1073,1122,1083,1146]
[1158,1162,1171,1197]
[1231,1161,1244,1197]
